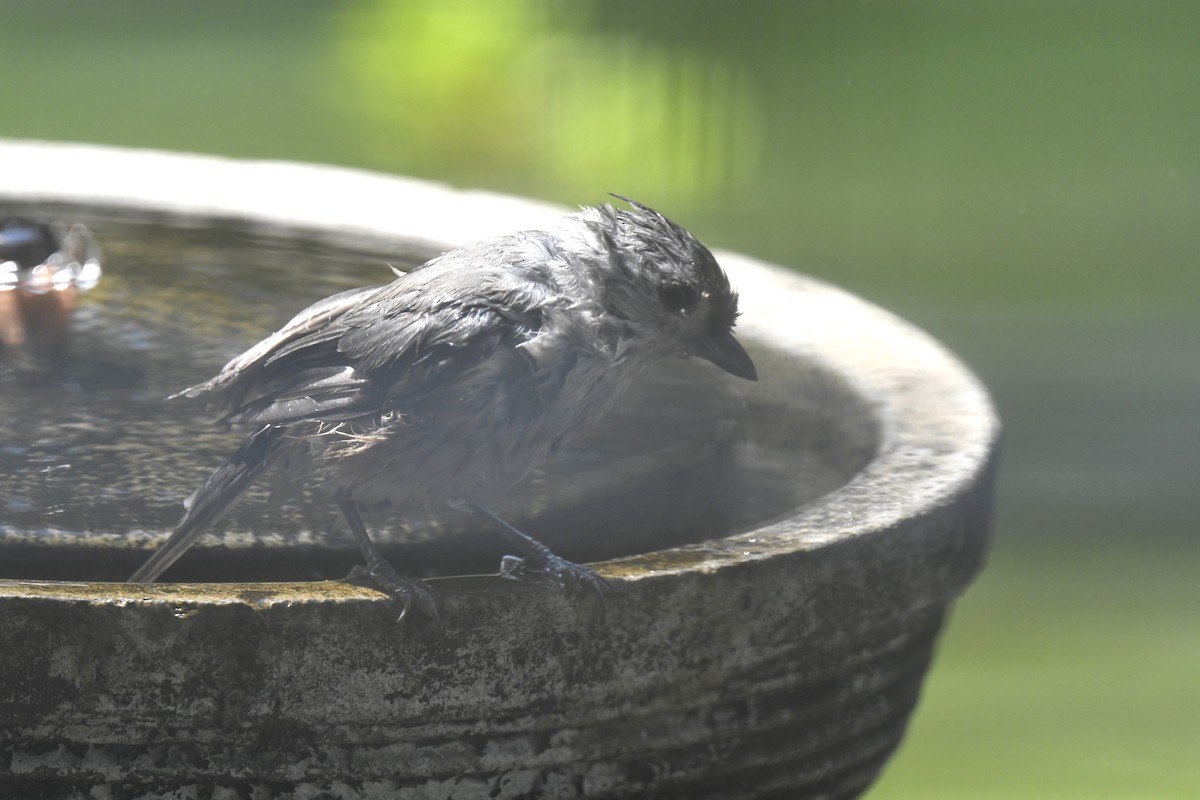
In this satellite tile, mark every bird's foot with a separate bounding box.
[500,552,609,620]
[457,502,609,620]
[347,557,442,630]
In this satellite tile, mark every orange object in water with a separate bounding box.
[0,218,102,368]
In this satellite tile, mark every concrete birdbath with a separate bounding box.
[0,140,999,799]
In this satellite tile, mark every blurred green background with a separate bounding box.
[3,0,1197,795]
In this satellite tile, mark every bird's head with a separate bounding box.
[592,196,757,381]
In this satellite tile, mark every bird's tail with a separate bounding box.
[128,426,283,583]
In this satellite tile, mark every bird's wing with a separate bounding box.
[173,284,386,401]
[187,259,556,428]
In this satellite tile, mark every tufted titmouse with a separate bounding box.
[128,197,756,623]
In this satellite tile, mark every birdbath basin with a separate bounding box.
[0,141,999,799]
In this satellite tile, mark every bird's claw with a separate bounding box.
[499,554,527,580]
[392,580,443,630]
[500,553,609,620]
[349,559,443,630]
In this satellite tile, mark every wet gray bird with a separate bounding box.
[128,197,757,622]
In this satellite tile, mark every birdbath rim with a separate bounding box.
[0,138,999,598]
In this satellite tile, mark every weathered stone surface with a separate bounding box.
[0,141,999,799]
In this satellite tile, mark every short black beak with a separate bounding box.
[694,328,758,381]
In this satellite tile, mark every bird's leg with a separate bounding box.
[338,499,441,626]
[462,503,608,612]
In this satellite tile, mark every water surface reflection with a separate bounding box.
[1,222,871,582]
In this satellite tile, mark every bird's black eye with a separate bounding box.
[659,283,699,314]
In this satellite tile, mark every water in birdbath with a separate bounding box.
[0,220,875,583]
